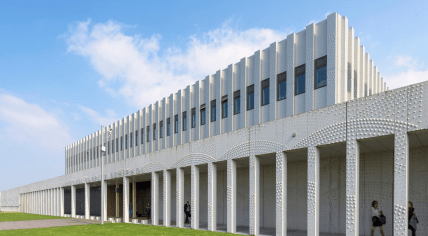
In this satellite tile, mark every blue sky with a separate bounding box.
[1,0,428,191]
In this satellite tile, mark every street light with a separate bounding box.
[100,125,112,225]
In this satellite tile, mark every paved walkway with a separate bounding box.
[0,218,101,231]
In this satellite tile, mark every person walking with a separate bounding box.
[408,201,418,236]
[184,201,191,224]
[371,201,385,236]
[145,202,151,219]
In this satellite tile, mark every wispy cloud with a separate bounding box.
[385,56,428,89]
[0,91,73,154]
[66,19,290,109]
[78,105,117,126]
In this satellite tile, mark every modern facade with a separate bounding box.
[2,12,428,236]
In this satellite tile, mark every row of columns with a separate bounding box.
[20,132,410,235]
[142,132,409,236]
[20,187,64,217]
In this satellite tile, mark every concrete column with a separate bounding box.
[163,170,171,226]
[207,162,217,231]
[60,187,64,216]
[346,137,360,236]
[42,190,45,215]
[102,180,107,221]
[394,132,409,236]
[227,159,237,233]
[85,183,90,219]
[123,176,130,223]
[71,186,76,218]
[249,155,260,235]
[176,167,184,228]
[191,165,199,229]
[151,172,159,225]
[132,181,137,219]
[276,151,287,236]
[53,189,56,216]
[307,146,320,236]
[50,189,53,215]
[115,184,119,218]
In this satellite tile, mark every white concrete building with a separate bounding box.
[2,12,428,236]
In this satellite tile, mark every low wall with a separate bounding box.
[1,206,19,212]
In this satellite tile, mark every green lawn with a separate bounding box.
[0,223,234,235]
[0,212,64,222]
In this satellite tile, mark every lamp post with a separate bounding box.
[100,125,112,225]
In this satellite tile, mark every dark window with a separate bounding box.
[147,126,150,142]
[130,132,133,148]
[354,71,358,99]
[315,56,327,89]
[120,136,123,151]
[153,123,157,140]
[234,90,240,114]
[125,134,128,149]
[141,128,144,144]
[261,78,270,106]
[222,95,228,118]
[200,104,206,125]
[347,62,352,93]
[277,72,287,101]
[191,108,196,128]
[295,64,306,95]
[182,111,187,131]
[97,146,99,159]
[160,120,164,138]
[364,83,368,96]
[111,140,114,153]
[135,130,138,146]
[174,114,178,133]
[369,88,372,96]
[247,85,254,110]
[107,142,109,155]
[116,138,118,153]
[211,99,216,122]
[167,118,171,136]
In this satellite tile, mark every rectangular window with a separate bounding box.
[354,71,358,99]
[364,83,368,96]
[141,128,144,144]
[97,146,99,159]
[277,72,287,101]
[107,142,110,155]
[200,104,206,125]
[211,99,216,122]
[182,111,187,131]
[120,136,123,151]
[153,123,157,140]
[125,135,128,150]
[234,90,240,114]
[295,64,306,95]
[174,114,178,133]
[116,138,118,153]
[147,126,150,142]
[160,120,164,138]
[112,140,114,153]
[167,118,171,136]
[315,56,327,89]
[222,95,228,118]
[347,62,352,92]
[130,132,133,148]
[135,130,138,146]
[247,84,254,110]
[191,108,196,128]
[261,78,270,106]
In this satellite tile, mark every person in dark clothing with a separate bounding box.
[145,203,151,219]
[184,201,191,224]
[408,201,418,236]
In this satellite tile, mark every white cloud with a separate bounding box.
[66,20,290,109]
[384,56,428,89]
[0,92,73,154]
[78,105,117,126]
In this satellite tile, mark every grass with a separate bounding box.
[0,212,64,222]
[0,223,234,235]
